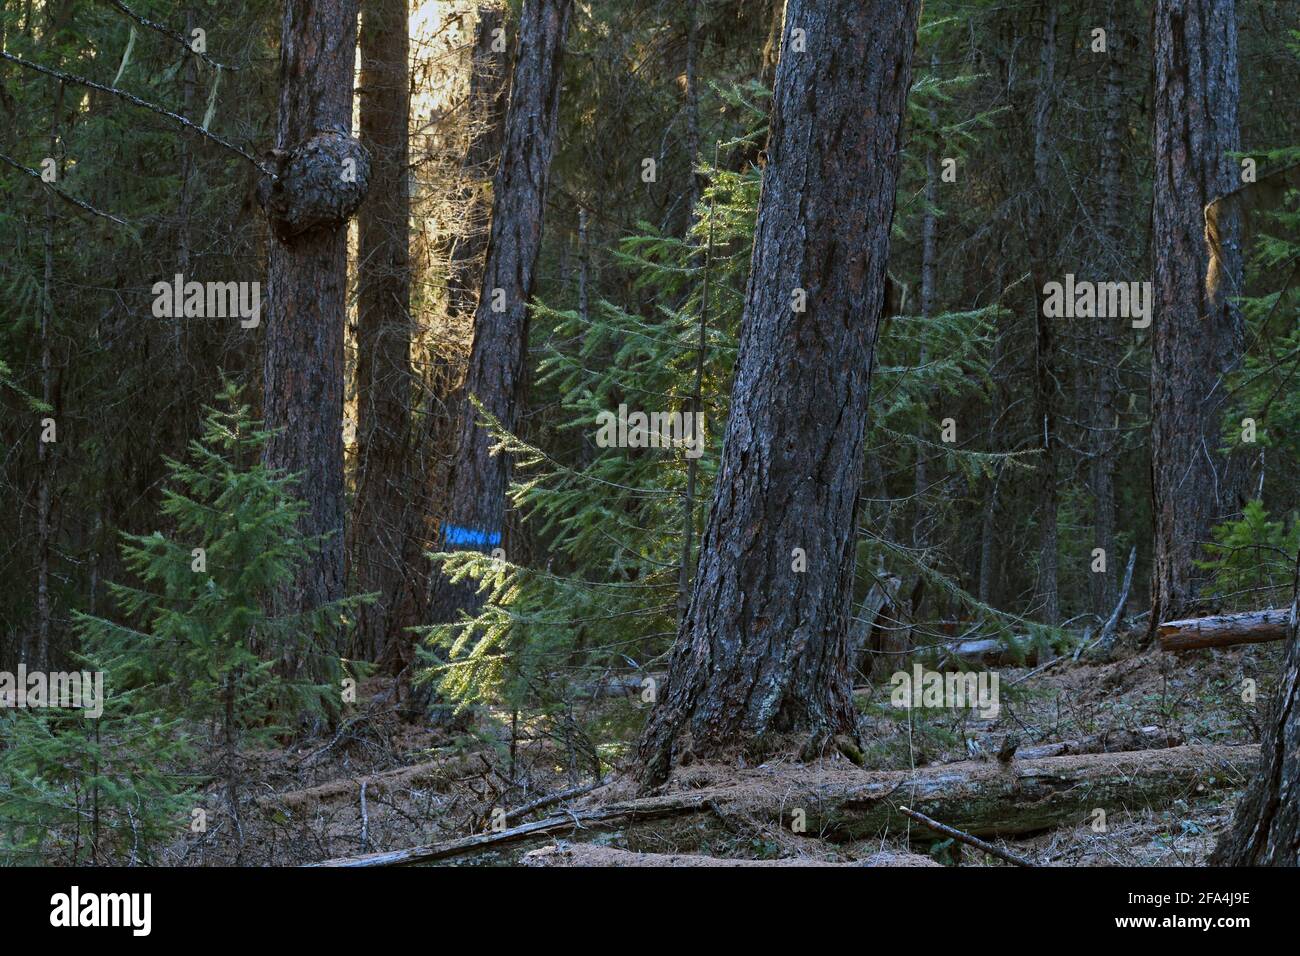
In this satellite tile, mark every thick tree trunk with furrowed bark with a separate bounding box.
[1149,0,1246,633]
[636,0,923,787]
[427,0,572,625]
[1210,578,1300,865]
[262,0,367,658]
[351,0,412,661]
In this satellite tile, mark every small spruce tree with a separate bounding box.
[71,379,367,850]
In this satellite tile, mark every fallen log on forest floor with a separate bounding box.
[1157,609,1291,651]
[308,744,1253,867]
[520,843,940,867]
[1012,725,1182,760]
[258,755,475,811]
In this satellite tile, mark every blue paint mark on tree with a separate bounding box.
[442,524,502,549]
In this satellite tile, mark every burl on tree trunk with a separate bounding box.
[637,0,923,787]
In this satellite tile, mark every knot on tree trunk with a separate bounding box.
[257,129,371,242]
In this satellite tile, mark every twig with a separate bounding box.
[0,51,271,176]
[101,0,240,73]
[295,708,389,769]
[0,150,129,226]
[898,805,1040,868]
[502,779,604,825]
[1097,545,1137,659]
[359,781,369,853]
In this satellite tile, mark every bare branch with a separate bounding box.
[101,0,241,73]
[898,805,1040,868]
[0,51,271,176]
[0,150,130,227]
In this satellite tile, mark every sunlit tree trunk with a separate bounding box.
[352,0,412,660]
[427,0,572,624]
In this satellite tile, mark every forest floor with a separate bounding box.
[167,631,1279,867]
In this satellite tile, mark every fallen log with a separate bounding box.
[258,754,475,811]
[1157,609,1291,652]
[1013,725,1181,761]
[308,744,1253,867]
[520,843,939,867]
[306,796,713,867]
[758,744,1252,843]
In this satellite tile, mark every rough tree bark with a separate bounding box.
[427,0,572,624]
[637,0,923,787]
[351,0,412,661]
[1210,570,1300,865]
[1149,0,1245,632]
[260,0,370,652]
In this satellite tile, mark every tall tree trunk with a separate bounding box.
[176,6,197,372]
[352,0,412,661]
[1149,0,1245,631]
[638,0,922,787]
[34,78,63,672]
[427,0,573,623]
[683,0,702,217]
[908,51,940,646]
[1090,0,1124,619]
[1210,567,1300,865]
[1029,0,1060,627]
[383,5,510,677]
[261,0,368,657]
